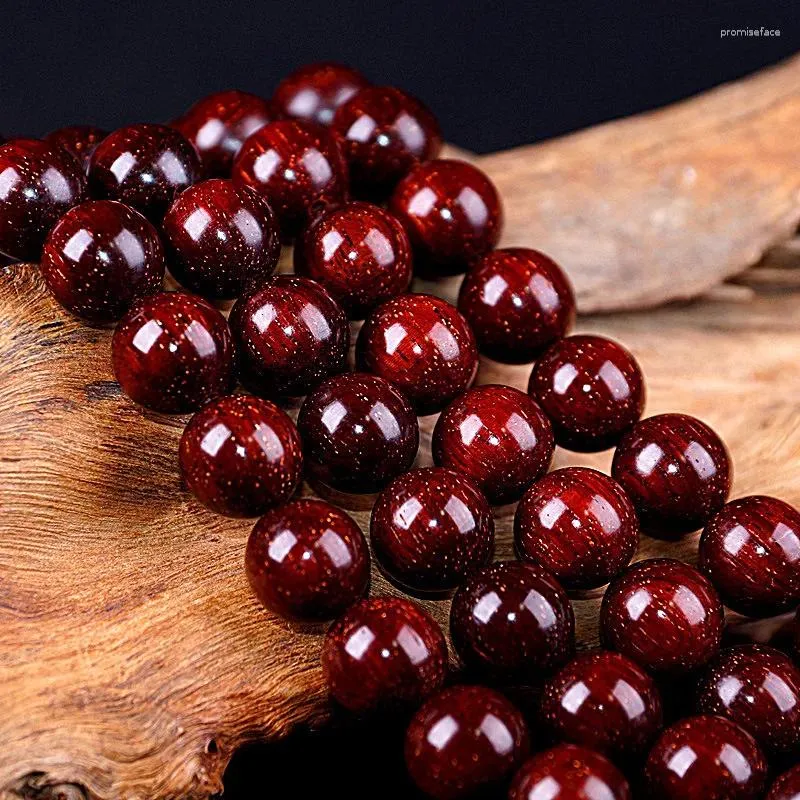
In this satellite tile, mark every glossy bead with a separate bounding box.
[389,159,502,276]
[231,119,348,241]
[530,335,646,452]
[698,496,800,618]
[228,276,349,398]
[88,124,200,222]
[297,373,419,494]
[457,248,575,364]
[696,644,800,755]
[0,139,87,261]
[293,201,412,318]
[611,413,732,538]
[644,715,767,800]
[509,744,632,800]
[767,765,800,800]
[357,293,478,415]
[450,561,575,682]
[272,61,369,126]
[45,125,107,171]
[162,178,280,300]
[600,558,724,674]
[173,89,274,177]
[515,467,639,590]
[40,200,164,324]
[111,292,235,413]
[322,595,447,713]
[331,85,442,200]
[432,385,554,505]
[404,685,530,800]
[245,498,369,621]
[370,467,494,595]
[179,394,302,517]
[540,651,663,758]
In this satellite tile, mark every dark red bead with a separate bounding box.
[644,715,767,800]
[370,467,494,595]
[331,85,442,200]
[457,248,575,364]
[111,292,235,414]
[698,496,800,618]
[297,373,419,494]
[293,201,412,318]
[231,119,348,241]
[40,200,165,324]
[389,159,502,276]
[228,275,349,398]
[600,558,724,674]
[162,178,280,300]
[88,124,200,222]
[514,467,639,590]
[509,744,632,800]
[767,765,800,800]
[432,385,554,505]
[357,293,478,415]
[611,413,732,539]
[245,498,369,621]
[529,335,646,452]
[0,139,87,261]
[322,595,447,713]
[540,650,663,758]
[405,685,530,800]
[179,394,302,517]
[696,644,800,755]
[272,61,369,126]
[450,560,575,682]
[45,125,107,172]
[172,89,274,178]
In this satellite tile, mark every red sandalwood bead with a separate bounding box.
[450,560,575,682]
[529,335,646,452]
[45,125,107,172]
[389,159,502,276]
[698,495,800,618]
[611,413,732,539]
[41,200,165,324]
[112,292,235,414]
[540,650,663,758]
[515,467,639,591]
[228,275,349,399]
[179,394,302,518]
[322,595,447,713]
[432,385,554,505]
[457,248,575,364]
[643,715,767,800]
[600,558,724,674]
[767,766,800,800]
[245,498,369,621]
[297,372,419,494]
[357,293,478,415]
[405,685,530,800]
[370,467,494,595]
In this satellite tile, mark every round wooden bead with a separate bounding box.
[322,596,447,713]
[514,467,639,590]
[370,467,494,595]
[698,495,800,618]
[432,384,554,505]
[457,248,575,364]
[357,293,479,415]
[600,558,724,674]
[179,394,302,518]
[529,334,646,452]
[245,498,369,621]
[45,125,107,171]
[450,560,575,682]
[611,413,732,539]
[405,685,530,800]
[767,765,800,800]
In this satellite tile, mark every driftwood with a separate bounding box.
[3,57,800,799]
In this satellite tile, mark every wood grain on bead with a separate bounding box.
[45,125,107,172]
